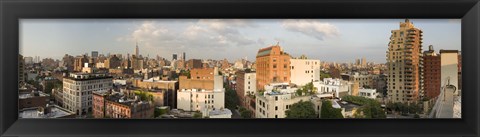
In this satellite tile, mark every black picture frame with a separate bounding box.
[1,0,479,137]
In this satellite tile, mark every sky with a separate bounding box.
[20,19,461,63]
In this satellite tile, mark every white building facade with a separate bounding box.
[177,70,225,116]
[177,88,225,113]
[313,78,353,98]
[244,72,257,95]
[290,58,321,86]
[62,73,113,116]
[255,83,312,118]
[358,88,378,99]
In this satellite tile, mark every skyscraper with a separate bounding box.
[361,57,366,67]
[183,52,186,61]
[386,19,423,103]
[172,54,178,60]
[91,51,99,58]
[255,44,291,90]
[135,42,139,57]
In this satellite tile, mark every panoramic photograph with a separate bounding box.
[18,19,461,119]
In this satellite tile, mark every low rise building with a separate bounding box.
[313,78,355,98]
[208,108,232,118]
[133,78,178,107]
[93,91,154,118]
[177,67,225,116]
[255,83,311,118]
[177,88,225,116]
[19,104,76,118]
[334,99,362,118]
[358,88,378,99]
[19,91,50,109]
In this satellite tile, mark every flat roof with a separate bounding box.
[439,50,459,53]
[64,73,113,81]
[209,109,232,116]
[19,91,49,99]
[336,100,362,111]
[19,106,75,118]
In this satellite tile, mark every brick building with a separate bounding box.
[93,91,154,118]
[423,45,441,98]
[255,44,291,90]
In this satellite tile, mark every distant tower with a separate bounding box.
[135,41,139,57]
[91,51,99,58]
[183,52,186,61]
[127,53,132,69]
[173,54,178,60]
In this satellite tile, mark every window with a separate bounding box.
[275,106,278,110]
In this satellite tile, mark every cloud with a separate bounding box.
[195,19,257,46]
[256,38,266,45]
[281,19,339,40]
[117,21,178,50]
[116,20,258,56]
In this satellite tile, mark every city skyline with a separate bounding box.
[20,19,461,63]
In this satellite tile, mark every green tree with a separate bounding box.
[320,100,344,118]
[320,71,332,80]
[180,70,191,78]
[341,95,386,118]
[44,82,55,94]
[239,107,253,118]
[134,90,154,102]
[286,101,317,118]
[193,111,203,118]
[224,84,240,110]
[154,108,161,118]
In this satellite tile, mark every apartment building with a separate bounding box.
[386,19,424,103]
[290,55,321,86]
[63,73,113,116]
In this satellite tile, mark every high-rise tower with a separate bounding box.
[135,41,139,57]
[386,19,423,103]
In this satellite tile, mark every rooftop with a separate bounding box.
[142,77,178,83]
[179,88,224,93]
[64,73,113,81]
[19,91,49,99]
[336,100,362,111]
[19,105,75,118]
[209,108,232,116]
